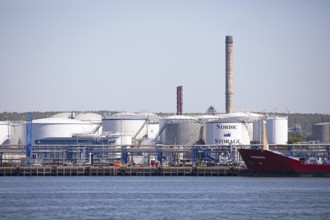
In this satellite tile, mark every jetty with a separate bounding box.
[0,165,246,176]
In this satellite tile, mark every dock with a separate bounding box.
[0,166,247,176]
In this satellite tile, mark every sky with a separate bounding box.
[0,0,329,114]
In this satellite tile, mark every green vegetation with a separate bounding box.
[288,134,305,144]
[287,113,330,140]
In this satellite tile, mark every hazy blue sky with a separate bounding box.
[1,0,329,114]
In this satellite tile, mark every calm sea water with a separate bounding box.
[0,176,329,220]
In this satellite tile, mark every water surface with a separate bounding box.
[0,176,329,220]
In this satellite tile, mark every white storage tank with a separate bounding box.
[217,112,262,144]
[0,121,10,145]
[51,112,103,122]
[9,122,26,145]
[108,134,132,159]
[251,116,288,145]
[197,115,219,144]
[147,122,159,140]
[102,112,148,140]
[218,112,262,144]
[139,112,159,140]
[75,113,102,121]
[197,115,219,123]
[33,118,101,143]
[217,112,262,120]
[10,118,101,145]
[75,113,102,135]
[51,112,75,119]
[266,116,288,145]
[206,118,251,145]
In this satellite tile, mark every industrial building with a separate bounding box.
[0,110,290,166]
[0,35,295,168]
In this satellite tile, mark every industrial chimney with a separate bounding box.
[225,36,233,113]
[177,86,183,115]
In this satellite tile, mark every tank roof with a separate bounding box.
[138,112,159,119]
[266,115,288,120]
[314,122,330,126]
[75,113,102,121]
[207,118,246,124]
[32,118,94,124]
[163,115,196,120]
[51,112,72,118]
[217,112,262,119]
[104,112,146,120]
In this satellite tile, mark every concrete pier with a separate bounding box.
[0,166,246,176]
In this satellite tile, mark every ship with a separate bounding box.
[239,148,330,176]
[238,119,330,176]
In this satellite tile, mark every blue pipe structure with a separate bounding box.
[192,146,199,166]
[192,146,222,166]
[65,146,72,162]
[156,146,163,166]
[26,112,33,158]
[121,146,128,164]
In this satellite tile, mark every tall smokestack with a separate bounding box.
[225,35,233,113]
[177,86,183,115]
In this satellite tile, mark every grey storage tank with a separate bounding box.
[160,116,202,145]
[312,122,330,144]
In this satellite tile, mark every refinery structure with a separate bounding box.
[0,109,290,167]
[0,36,329,175]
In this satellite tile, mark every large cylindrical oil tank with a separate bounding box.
[218,112,262,144]
[217,112,262,120]
[197,115,219,122]
[266,116,288,145]
[0,121,10,145]
[51,112,75,119]
[252,116,288,145]
[75,113,102,135]
[108,134,132,159]
[252,122,262,144]
[147,122,159,140]
[197,115,219,144]
[10,122,26,145]
[139,112,160,140]
[159,116,201,145]
[33,118,101,144]
[206,118,251,145]
[75,113,102,121]
[312,122,330,144]
[102,112,147,140]
[164,121,202,145]
[10,118,101,145]
[159,115,193,143]
[51,112,103,122]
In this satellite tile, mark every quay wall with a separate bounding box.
[0,166,247,176]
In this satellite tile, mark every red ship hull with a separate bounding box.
[239,149,330,176]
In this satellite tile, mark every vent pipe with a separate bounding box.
[177,86,183,115]
[225,36,233,113]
